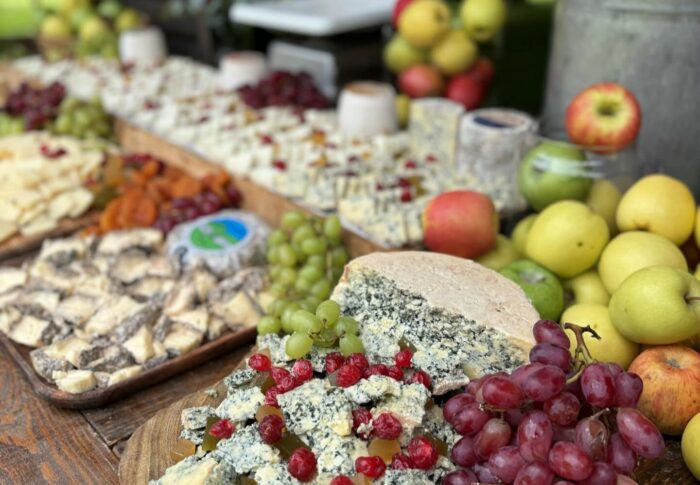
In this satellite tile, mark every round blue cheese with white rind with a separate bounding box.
[166,210,270,276]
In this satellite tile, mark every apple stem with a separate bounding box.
[686,296,700,303]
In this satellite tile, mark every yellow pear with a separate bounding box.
[586,179,621,235]
[475,234,520,271]
[526,201,609,278]
[562,303,639,369]
[430,30,478,76]
[460,0,507,42]
[616,174,696,245]
[398,0,451,49]
[682,413,700,481]
[511,214,537,255]
[598,231,687,293]
[695,207,700,247]
[563,269,609,306]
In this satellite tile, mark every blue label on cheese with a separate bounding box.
[189,218,250,250]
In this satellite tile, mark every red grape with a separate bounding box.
[472,463,500,484]
[530,343,572,372]
[563,377,584,401]
[614,372,643,407]
[513,461,554,485]
[466,377,483,396]
[553,482,576,485]
[533,319,570,349]
[521,365,567,402]
[473,418,511,458]
[543,392,580,426]
[548,441,593,481]
[606,432,637,474]
[552,425,576,443]
[487,445,526,483]
[451,402,491,436]
[603,362,624,377]
[444,393,475,424]
[517,410,553,462]
[577,461,617,485]
[481,375,524,409]
[575,417,609,461]
[441,469,478,485]
[581,363,617,408]
[450,436,478,467]
[504,408,524,428]
[511,363,545,388]
[615,408,665,459]
[616,475,640,485]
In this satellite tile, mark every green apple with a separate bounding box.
[79,14,110,42]
[115,7,142,33]
[97,0,122,19]
[395,94,411,128]
[68,5,94,32]
[460,0,507,43]
[398,0,451,49]
[384,34,428,74]
[511,214,537,255]
[39,14,72,39]
[517,141,592,212]
[429,29,478,76]
[476,234,520,271]
[500,259,564,321]
[609,266,700,345]
[563,269,609,306]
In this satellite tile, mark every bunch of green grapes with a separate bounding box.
[51,96,114,141]
[0,113,24,136]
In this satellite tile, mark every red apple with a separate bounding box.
[465,57,495,86]
[423,190,499,259]
[392,0,414,27]
[398,64,444,98]
[445,72,488,110]
[565,82,641,153]
[628,345,700,436]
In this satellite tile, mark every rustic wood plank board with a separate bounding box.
[0,340,120,485]
[0,326,255,409]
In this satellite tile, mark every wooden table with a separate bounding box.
[0,342,253,484]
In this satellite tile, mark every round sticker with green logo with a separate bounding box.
[189,218,249,250]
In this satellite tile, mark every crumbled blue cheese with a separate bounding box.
[278,379,352,437]
[256,333,292,365]
[179,428,204,446]
[371,382,429,430]
[343,375,401,405]
[181,406,216,430]
[378,469,433,484]
[149,456,235,485]
[427,455,457,482]
[211,424,281,474]
[253,464,301,485]
[423,405,459,446]
[216,387,264,422]
[307,345,335,373]
[223,368,256,392]
[302,428,368,476]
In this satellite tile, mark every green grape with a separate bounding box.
[316,300,340,326]
[331,267,343,282]
[269,283,287,297]
[310,279,331,299]
[54,115,71,134]
[290,310,323,333]
[281,210,306,230]
[301,237,327,255]
[313,328,338,348]
[278,244,297,268]
[298,299,316,312]
[304,296,323,313]
[292,224,315,245]
[294,277,312,293]
[268,229,287,246]
[278,267,297,286]
[266,246,279,264]
[339,334,364,356]
[286,331,313,359]
[331,247,349,268]
[281,303,301,333]
[257,315,282,335]
[291,242,306,262]
[267,299,289,317]
[335,316,359,336]
[323,215,342,240]
[268,265,282,280]
[298,265,323,284]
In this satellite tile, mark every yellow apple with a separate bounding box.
[616,174,696,245]
[609,266,700,345]
[384,34,428,74]
[526,200,609,278]
[398,0,451,49]
[475,234,520,271]
[683,413,700,480]
[561,303,638,369]
[40,14,72,39]
[695,207,700,248]
[460,0,507,43]
[511,214,537,255]
[430,30,478,76]
[598,231,688,294]
[563,269,609,306]
[586,179,621,235]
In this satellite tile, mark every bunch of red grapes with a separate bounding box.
[441,320,664,485]
[237,71,329,110]
[153,188,242,234]
[5,82,66,131]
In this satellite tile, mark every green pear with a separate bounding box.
[460,0,507,43]
[563,269,609,306]
[609,266,700,345]
[40,14,72,39]
[476,234,520,271]
[500,259,564,321]
[79,15,110,42]
[384,34,428,74]
[429,29,478,76]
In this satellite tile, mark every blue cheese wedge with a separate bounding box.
[253,464,301,485]
[181,406,217,430]
[371,382,429,430]
[149,456,235,485]
[216,386,264,422]
[379,469,434,484]
[277,379,352,437]
[343,375,401,405]
[302,428,368,476]
[211,424,281,474]
[223,368,256,392]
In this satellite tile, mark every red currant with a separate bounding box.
[407,370,432,390]
[346,353,369,372]
[372,413,403,440]
[352,408,372,439]
[258,414,284,444]
[277,375,298,393]
[394,349,413,368]
[336,364,362,388]
[288,448,317,482]
[355,456,386,479]
[325,352,346,374]
[264,386,280,407]
[408,435,438,470]
[292,359,314,383]
[386,365,404,381]
[209,418,235,439]
[391,453,414,470]
[248,353,271,372]
[271,367,291,384]
[363,364,389,378]
[330,477,354,485]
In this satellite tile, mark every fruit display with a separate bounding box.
[386,0,505,115]
[4,81,66,130]
[238,71,329,110]
[0,211,271,394]
[152,251,665,484]
[50,95,114,140]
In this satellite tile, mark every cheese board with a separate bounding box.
[0,328,255,409]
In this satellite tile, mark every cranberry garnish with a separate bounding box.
[391,452,414,470]
[271,367,291,384]
[272,159,287,171]
[376,183,385,191]
[277,375,297,393]
[352,408,372,439]
[336,364,362,388]
[355,456,386,479]
[330,476,354,485]
[394,349,412,368]
[346,353,369,373]
[288,448,317,482]
[40,144,67,158]
[364,364,389,378]
[397,177,411,188]
[209,418,235,439]
[248,353,271,372]
[325,352,345,374]
[292,359,313,382]
[258,414,284,444]
[405,160,417,169]
[407,435,438,470]
[386,365,404,381]
[372,413,403,440]
[400,189,413,203]
[260,134,274,145]
[426,154,437,162]
[407,370,432,390]
[264,386,280,407]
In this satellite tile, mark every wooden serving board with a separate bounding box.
[0,327,256,409]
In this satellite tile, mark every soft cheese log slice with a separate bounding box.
[331,251,538,394]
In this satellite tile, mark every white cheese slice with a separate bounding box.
[55,370,97,394]
[107,365,142,386]
[9,315,50,347]
[123,325,155,364]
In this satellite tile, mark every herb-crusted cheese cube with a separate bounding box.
[211,424,281,474]
[379,469,433,484]
[223,368,255,392]
[181,406,217,430]
[253,464,301,485]
[343,375,401,404]
[371,382,429,430]
[278,379,352,437]
[216,387,264,422]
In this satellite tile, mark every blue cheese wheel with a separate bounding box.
[166,210,270,277]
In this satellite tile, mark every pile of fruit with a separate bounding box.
[237,71,329,111]
[3,81,66,131]
[385,0,505,118]
[85,154,242,235]
[51,95,113,140]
